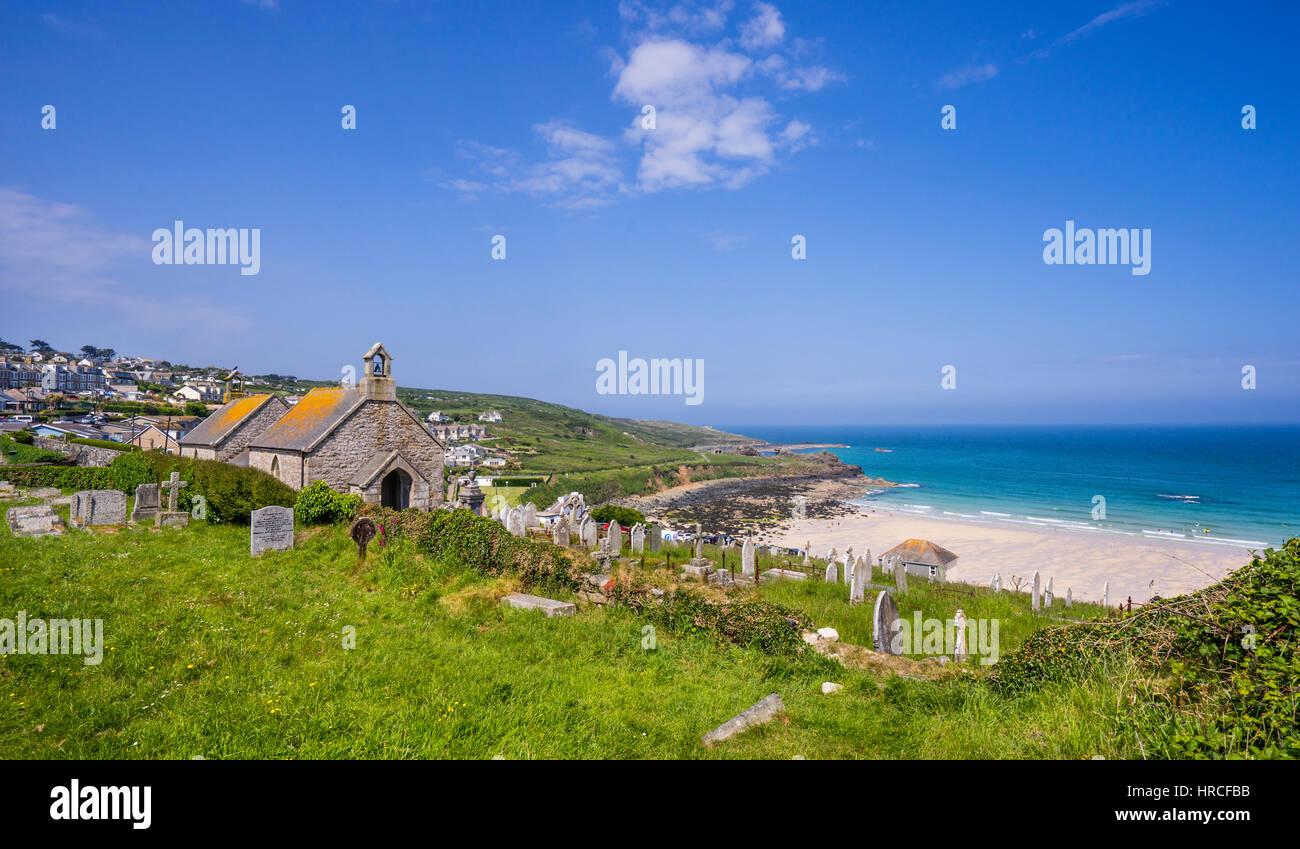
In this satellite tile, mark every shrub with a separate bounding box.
[294,481,362,525]
[110,451,155,494]
[0,466,115,490]
[70,437,136,452]
[590,505,646,527]
[408,507,580,593]
[11,431,33,444]
[141,453,296,524]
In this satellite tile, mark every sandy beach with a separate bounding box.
[760,504,1257,606]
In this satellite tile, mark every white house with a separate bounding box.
[478,410,502,423]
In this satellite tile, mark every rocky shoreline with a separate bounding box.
[621,455,896,538]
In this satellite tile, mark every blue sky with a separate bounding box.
[2,0,1297,425]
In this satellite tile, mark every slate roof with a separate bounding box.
[880,538,959,567]
[248,387,362,452]
[180,394,281,448]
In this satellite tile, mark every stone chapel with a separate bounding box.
[180,344,445,510]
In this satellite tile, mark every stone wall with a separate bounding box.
[248,448,304,489]
[31,436,125,468]
[305,401,444,511]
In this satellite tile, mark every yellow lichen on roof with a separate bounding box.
[264,387,351,438]
[206,394,272,432]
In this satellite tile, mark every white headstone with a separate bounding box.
[1065,587,1072,608]
[953,609,968,662]
[607,520,622,554]
[630,523,645,553]
[250,505,294,556]
[843,546,854,585]
[850,556,866,604]
[824,561,838,583]
[1031,570,1042,612]
[741,537,755,578]
[1102,580,1109,608]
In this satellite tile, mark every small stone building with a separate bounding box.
[179,393,289,463]
[880,538,959,582]
[243,344,445,510]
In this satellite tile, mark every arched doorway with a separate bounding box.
[380,468,411,510]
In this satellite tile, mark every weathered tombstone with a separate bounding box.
[872,590,902,655]
[1044,576,1054,609]
[630,523,645,554]
[159,471,189,527]
[581,516,598,548]
[250,505,294,556]
[522,502,537,528]
[692,524,704,560]
[824,561,838,583]
[741,536,755,579]
[892,556,908,594]
[684,524,713,578]
[990,573,1001,592]
[506,507,524,538]
[73,490,126,526]
[953,609,969,662]
[701,694,784,747]
[350,517,377,564]
[7,504,63,536]
[1065,587,1073,608]
[553,520,570,547]
[131,482,161,523]
[862,548,872,581]
[1031,570,1042,612]
[843,546,854,585]
[607,520,622,555]
[1102,580,1109,608]
[647,524,662,552]
[827,547,837,571]
[31,487,60,499]
[850,556,867,604]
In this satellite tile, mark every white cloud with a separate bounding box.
[443,2,836,204]
[738,2,785,50]
[0,188,250,329]
[935,62,999,89]
[1024,1,1164,62]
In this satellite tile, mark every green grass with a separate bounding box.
[0,517,1144,759]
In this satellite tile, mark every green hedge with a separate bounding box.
[0,466,115,490]
[70,437,137,452]
[140,453,295,524]
[294,481,362,525]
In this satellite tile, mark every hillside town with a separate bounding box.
[0,338,511,473]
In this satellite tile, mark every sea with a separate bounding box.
[723,425,1300,550]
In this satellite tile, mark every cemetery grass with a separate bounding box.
[1,521,1141,759]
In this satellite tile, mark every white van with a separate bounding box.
[12,415,33,423]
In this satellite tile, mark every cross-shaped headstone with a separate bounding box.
[161,471,187,512]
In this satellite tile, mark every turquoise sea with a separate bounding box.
[724,425,1300,549]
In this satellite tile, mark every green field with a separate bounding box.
[1,499,1158,759]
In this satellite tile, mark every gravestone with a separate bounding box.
[31,487,61,499]
[506,508,524,538]
[827,548,837,571]
[850,556,867,604]
[647,524,662,552]
[581,516,598,548]
[159,471,189,528]
[760,568,806,582]
[843,546,854,585]
[824,561,838,583]
[7,504,63,537]
[251,505,294,555]
[1102,580,1109,608]
[1044,576,1054,609]
[1031,570,1042,612]
[501,593,576,618]
[553,521,570,547]
[522,502,537,528]
[72,490,126,526]
[862,549,872,581]
[990,573,1001,592]
[630,523,645,554]
[741,537,755,579]
[1065,588,1072,608]
[872,590,902,655]
[607,520,622,555]
[892,556,908,594]
[953,609,969,662]
[131,483,161,522]
[701,694,784,747]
